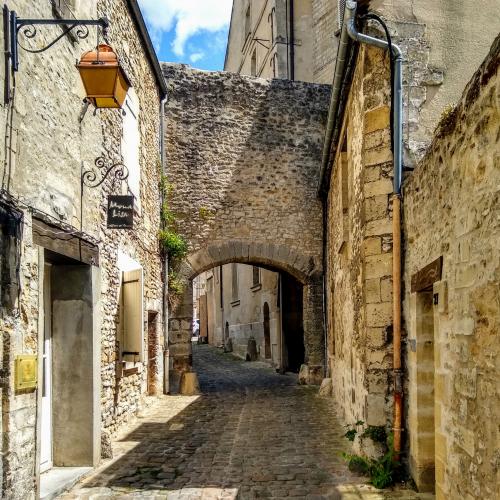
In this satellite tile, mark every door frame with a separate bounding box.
[35,248,102,497]
[40,262,53,473]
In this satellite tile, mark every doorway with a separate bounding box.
[410,288,436,492]
[147,311,159,395]
[263,302,271,359]
[39,249,99,475]
[281,273,304,372]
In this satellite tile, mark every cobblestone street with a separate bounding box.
[60,345,433,499]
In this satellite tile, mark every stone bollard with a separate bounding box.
[179,371,200,395]
[318,378,333,397]
[224,337,233,353]
[298,364,309,384]
[246,337,258,361]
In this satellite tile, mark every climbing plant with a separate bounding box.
[158,175,188,304]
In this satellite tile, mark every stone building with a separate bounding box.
[228,0,498,163]
[224,0,314,81]
[197,264,302,372]
[320,0,499,498]
[402,36,499,499]
[0,1,166,498]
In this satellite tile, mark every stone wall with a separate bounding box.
[98,0,163,435]
[403,35,500,499]
[0,1,163,498]
[326,44,394,429]
[163,64,331,387]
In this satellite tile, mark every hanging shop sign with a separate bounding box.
[107,195,134,229]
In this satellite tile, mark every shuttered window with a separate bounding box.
[121,90,141,209]
[121,268,144,362]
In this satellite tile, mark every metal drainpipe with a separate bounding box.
[318,7,351,191]
[345,0,404,454]
[160,93,170,395]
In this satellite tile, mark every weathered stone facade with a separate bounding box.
[224,0,314,82]
[309,0,499,161]
[326,44,394,429]
[199,264,283,366]
[311,0,339,84]
[403,35,500,499]
[0,1,165,498]
[163,63,330,390]
[323,5,499,497]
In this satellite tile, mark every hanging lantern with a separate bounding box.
[77,44,131,108]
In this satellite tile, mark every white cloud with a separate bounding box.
[189,52,205,63]
[138,0,232,57]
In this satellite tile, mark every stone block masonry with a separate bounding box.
[403,34,500,499]
[326,45,395,434]
[162,64,331,388]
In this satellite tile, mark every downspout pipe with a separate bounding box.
[160,93,170,394]
[318,5,352,195]
[344,0,404,454]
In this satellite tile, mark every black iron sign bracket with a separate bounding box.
[3,4,108,102]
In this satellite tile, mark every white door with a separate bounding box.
[40,264,53,472]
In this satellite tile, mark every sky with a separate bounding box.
[138,0,233,71]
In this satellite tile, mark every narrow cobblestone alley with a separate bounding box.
[59,346,433,500]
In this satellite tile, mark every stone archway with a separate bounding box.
[168,241,324,392]
[162,63,331,391]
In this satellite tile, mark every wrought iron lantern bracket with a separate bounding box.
[3,5,109,101]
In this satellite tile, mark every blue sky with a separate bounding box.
[138,0,233,71]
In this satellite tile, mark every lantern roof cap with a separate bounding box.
[78,44,119,66]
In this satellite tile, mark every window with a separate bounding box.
[251,48,257,76]
[231,263,238,300]
[252,266,260,286]
[268,7,276,44]
[121,89,141,209]
[118,252,144,364]
[245,4,251,39]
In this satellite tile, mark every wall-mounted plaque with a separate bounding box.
[15,355,37,391]
[107,195,134,229]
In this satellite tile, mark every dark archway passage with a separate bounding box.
[263,302,271,359]
[281,273,305,373]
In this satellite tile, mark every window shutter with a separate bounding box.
[121,93,141,207]
[122,268,144,361]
